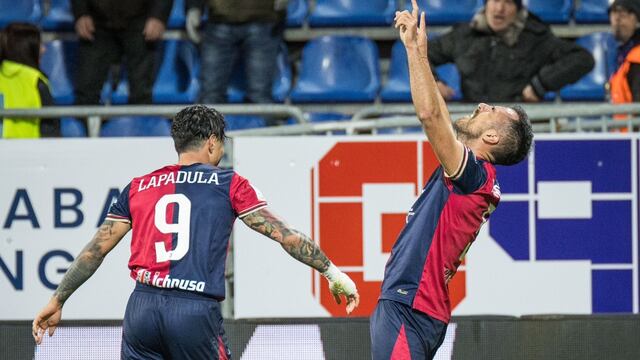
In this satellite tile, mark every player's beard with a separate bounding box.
[453,117,482,142]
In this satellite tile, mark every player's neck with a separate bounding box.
[178,151,209,166]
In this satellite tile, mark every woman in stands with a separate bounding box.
[0,23,59,138]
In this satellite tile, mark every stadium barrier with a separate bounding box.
[2,103,640,137]
[2,315,639,359]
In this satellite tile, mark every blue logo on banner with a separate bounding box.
[491,139,637,313]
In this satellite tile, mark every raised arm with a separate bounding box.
[395,1,465,177]
[32,220,131,344]
[242,207,359,314]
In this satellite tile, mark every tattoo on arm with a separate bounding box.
[242,209,331,273]
[53,221,116,305]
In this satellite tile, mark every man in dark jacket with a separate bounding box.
[72,0,173,105]
[428,0,594,102]
[185,0,286,105]
[609,0,640,104]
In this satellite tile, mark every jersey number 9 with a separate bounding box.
[154,194,191,262]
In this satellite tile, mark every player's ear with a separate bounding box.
[482,129,500,145]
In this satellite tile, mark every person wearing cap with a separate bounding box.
[427,0,594,103]
[609,0,640,104]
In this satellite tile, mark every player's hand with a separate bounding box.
[186,8,202,44]
[33,297,63,345]
[322,264,360,315]
[394,0,426,53]
[75,15,95,41]
[143,18,166,42]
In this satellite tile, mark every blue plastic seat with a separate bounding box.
[575,0,610,23]
[0,0,41,27]
[40,0,73,30]
[167,0,186,29]
[290,36,380,103]
[559,32,617,101]
[41,40,77,105]
[111,40,199,104]
[100,116,172,137]
[287,0,308,27]
[224,115,266,131]
[61,118,87,137]
[523,0,571,23]
[381,41,461,102]
[309,0,396,26]
[411,0,481,25]
[227,43,292,103]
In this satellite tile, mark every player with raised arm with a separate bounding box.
[369,1,534,359]
[32,105,359,359]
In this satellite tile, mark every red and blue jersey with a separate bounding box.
[106,163,266,300]
[380,147,500,323]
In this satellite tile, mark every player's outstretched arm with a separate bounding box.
[32,220,131,344]
[395,0,464,176]
[242,207,360,314]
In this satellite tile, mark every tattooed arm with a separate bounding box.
[242,207,360,314]
[242,207,331,272]
[32,220,131,344]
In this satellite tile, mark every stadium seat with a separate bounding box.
[411,0,481,25]
[575,0,610,23]
[41,40,76,105]
[227,43,292,103]
[523,0,571,23]
[111,40,200,104]
[167,0,186,29]
[381,41,462,102]
[309,0,396,26]
[287,0,308,27]
[560,32,618,101]
[290,36,380,103]
[61,118,87,137]
[40,0,74,30]
[100,116,172,137]
[0,0,41,27]
[224,115,266,130]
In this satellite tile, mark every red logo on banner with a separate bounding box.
[311,141,466,316]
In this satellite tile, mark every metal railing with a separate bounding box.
[0,104,307,138]
[3,103,640,137]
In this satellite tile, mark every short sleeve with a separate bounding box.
[230,173,268,218]
[446,147,487,194]
[106,183,132,223]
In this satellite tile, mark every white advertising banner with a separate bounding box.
[0,138,176,320]
[233,135,638,319]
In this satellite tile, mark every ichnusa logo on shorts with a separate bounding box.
[135,268,206,292]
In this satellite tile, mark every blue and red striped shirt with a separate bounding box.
[380,147,500,323]
[107,163,266,300]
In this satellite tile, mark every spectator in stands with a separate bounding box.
[71,0,173,105]
[428,0,594,102]
[609,0,640,103]
[185,0,286,105]
[0,23,60,138]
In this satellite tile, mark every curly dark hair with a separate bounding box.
[491,105,534,166]
[171,105,226,154]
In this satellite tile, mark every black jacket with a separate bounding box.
[72,0,173,30]
[187,0,286,24]
[428,13,595,102]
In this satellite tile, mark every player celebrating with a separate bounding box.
[370,2,534,359]
[32,105,360,359]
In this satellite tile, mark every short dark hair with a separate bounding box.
[171,105,226,154]
[0,23,41,69]
[491,105,533,166]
